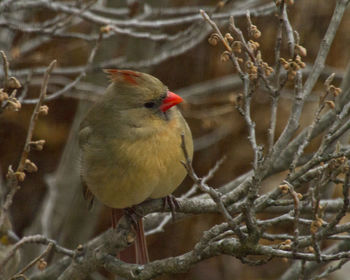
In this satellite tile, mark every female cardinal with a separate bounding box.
[79,69,193,264]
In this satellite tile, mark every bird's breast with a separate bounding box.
[82,116,192,208]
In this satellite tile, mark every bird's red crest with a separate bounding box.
[103,69,141,85]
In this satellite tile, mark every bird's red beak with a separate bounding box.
[160,91,183,112]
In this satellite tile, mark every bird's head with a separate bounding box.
[103,69,183,117]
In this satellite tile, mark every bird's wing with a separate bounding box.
[78,123,95,209]
[78,125,92,150]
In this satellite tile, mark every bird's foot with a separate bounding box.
[162,195,180,222]
[123,207,143,231]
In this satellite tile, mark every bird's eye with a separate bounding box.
[144,102,155,108]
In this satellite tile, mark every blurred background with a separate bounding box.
[0,0,350,279]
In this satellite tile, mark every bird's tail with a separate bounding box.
[135,218,149,264]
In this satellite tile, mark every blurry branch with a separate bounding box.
[91,5,214,17]
[181,134,246,240]
[0,1,275,29]
[16,60,56,170]
[193,123,233,151]
[0,50,9,88]
[23,34,102,104]
[0,234,74,270]
[269,1,291,153]
[0,2,276,81]
[18,64,339,107]
[179,65,343,104]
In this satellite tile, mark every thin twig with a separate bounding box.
[180,134,246,242]
[0,50,9,88]
[0,60,56,228]
[23,34,101,104]
[10,243,53,278]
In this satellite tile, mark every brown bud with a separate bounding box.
[310,221,318,234]
[307,246,315,253]
[295,45,307,57]
[224,33,234,43]
[295,55,306,68]
[251,67,258,74]
[6,98,21,111]
[298,61,306,68]
[279,184,289,194]
[127,232,135,244]
[6,166,15,180]
[37,258,47,271]
[208,33,220,46]
[265,66,274,77]
[334,87,342,96]
[15,171,26,182]
[329,85,342,97]
[280,239,292,250]
[24,159,38,173]
[249,73,258,80]
[289,61,300,71]
[0,89,9,102]
[40,105,49,115]
[297,193,303,200]
[268,68,274,75]
[30,140,46,151]
[248,40,260,51]
[220,51,231,62]
[232,41,242,53]
[280,58,289,70]
[100,25,112,33]
[280,244,291,250]
[325,100,335,109]
[76,244,84,251]
[310,218,323,234]
[7,77,21,89]
[248,25,261,39]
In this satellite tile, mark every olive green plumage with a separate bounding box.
[79,70,193,209]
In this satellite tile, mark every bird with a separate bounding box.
[79,69,193,264]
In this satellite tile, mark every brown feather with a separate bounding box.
[103,69,141,85]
